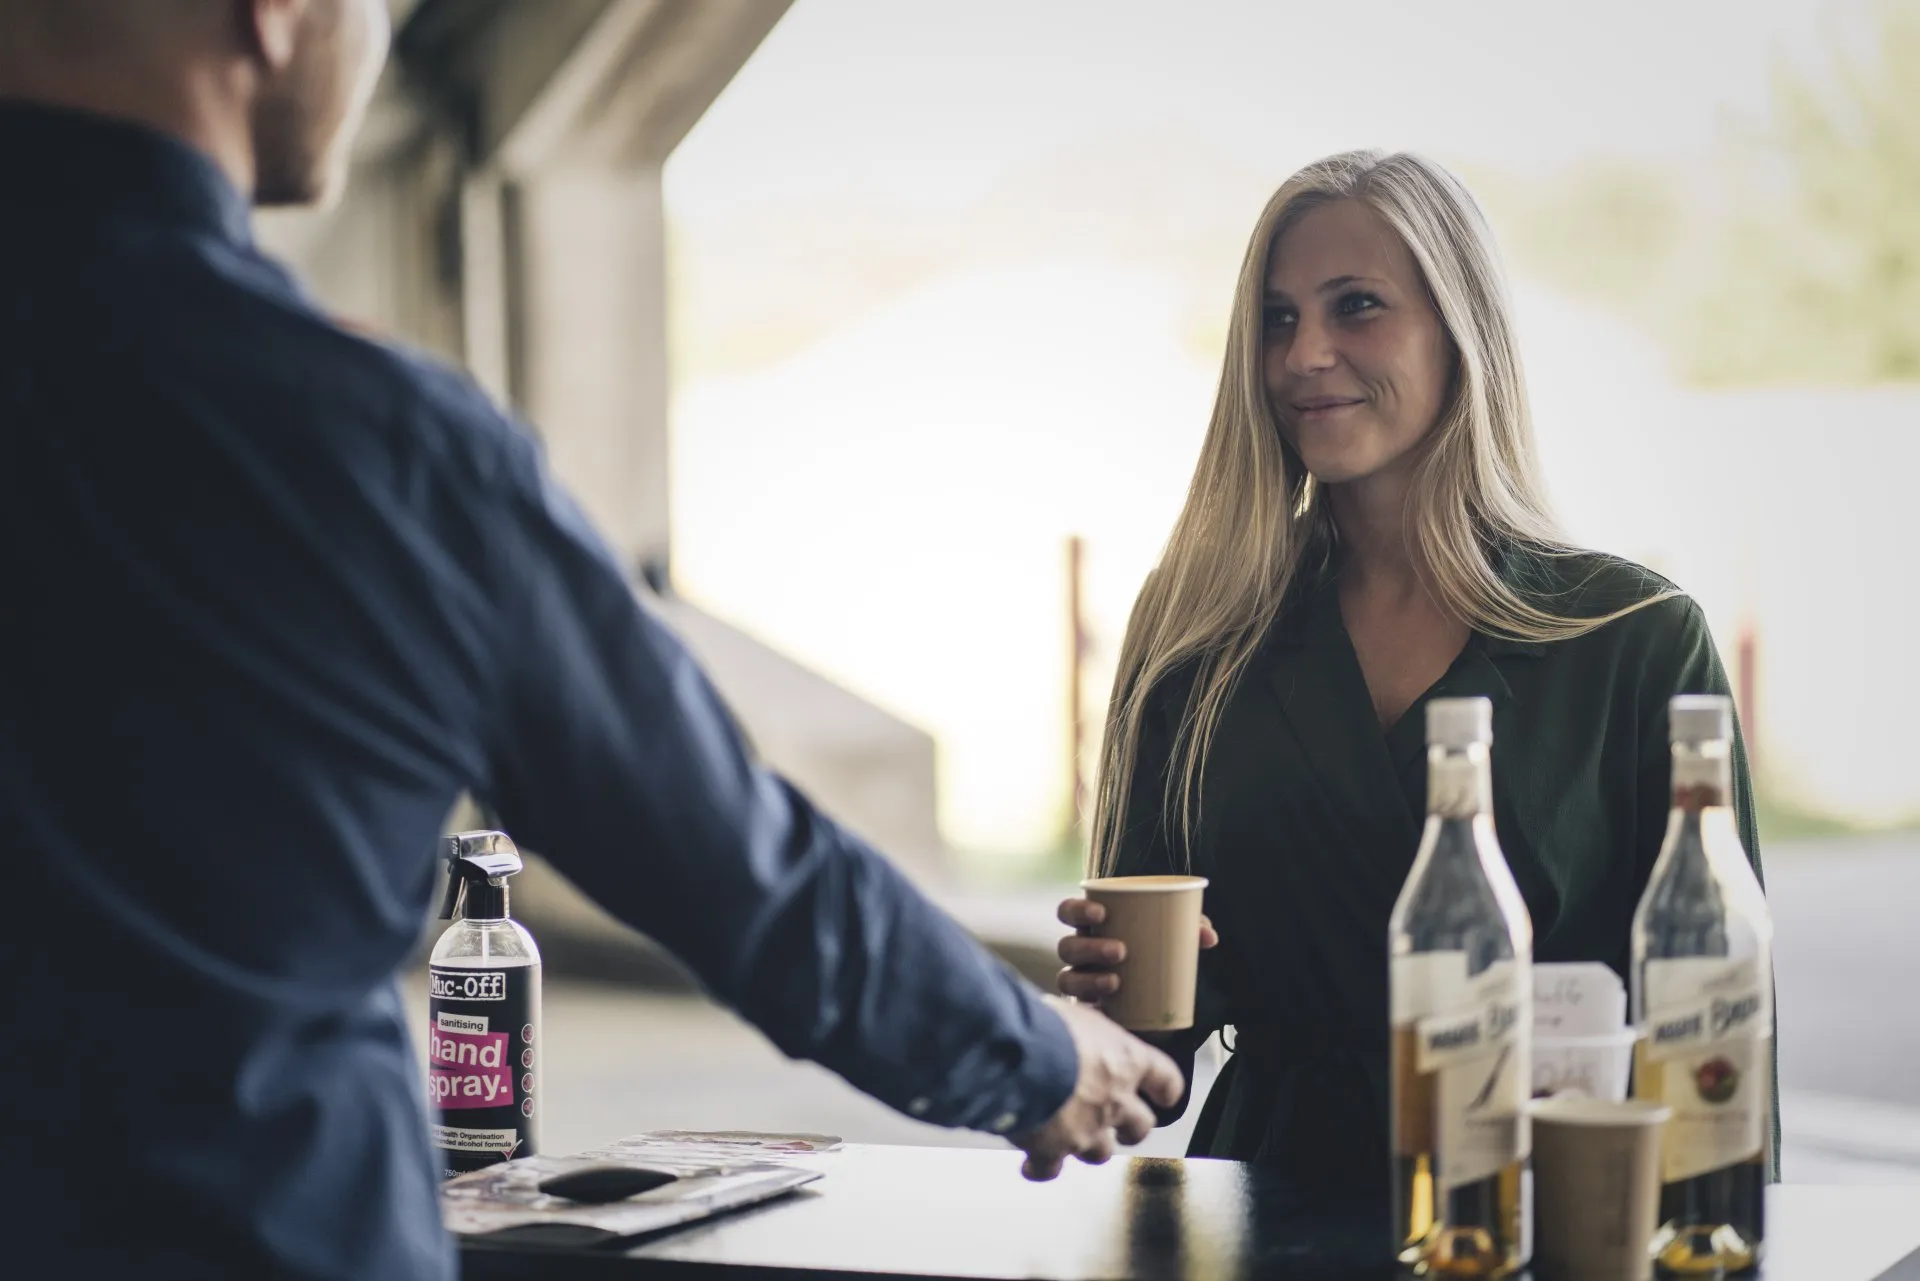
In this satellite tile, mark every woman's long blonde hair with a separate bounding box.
[1090,149,1664,875]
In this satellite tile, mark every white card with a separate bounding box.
[1532,962,1628,1036]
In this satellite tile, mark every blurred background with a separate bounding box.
[261,0,1920,1180]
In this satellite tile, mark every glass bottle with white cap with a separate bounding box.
[1631,694,1772,1275]
[1389,696,1534,1278]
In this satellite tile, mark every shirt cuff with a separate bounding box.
[910,986,1079,1138]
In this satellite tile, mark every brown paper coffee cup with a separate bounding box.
[1531,1096,1671,1281]
[1078,875,1208,1031]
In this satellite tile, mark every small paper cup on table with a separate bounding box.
[1530,1096,1671,1281]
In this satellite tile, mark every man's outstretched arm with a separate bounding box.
[470,416,1177,1165]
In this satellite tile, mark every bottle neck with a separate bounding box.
[1426,742,1492,820]
[461,877,510,921]
[1671,738,1734,812]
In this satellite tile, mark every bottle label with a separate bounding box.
[428,962,540,1178]
[1641,957,1769,1183]
[1394,953,1531,1191]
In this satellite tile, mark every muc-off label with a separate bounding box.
[428,963,540,1178]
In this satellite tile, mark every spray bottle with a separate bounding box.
[427,830,541,1178]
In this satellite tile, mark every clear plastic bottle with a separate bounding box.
[1631,695,1772,1275]
[427,831,542,1178]
[1390,696,1533,1279]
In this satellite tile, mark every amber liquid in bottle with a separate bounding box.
[1632,1040,1768,1274]
[1394,1025,1529,1278]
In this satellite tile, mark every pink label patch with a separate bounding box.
[428,1026,512,1110]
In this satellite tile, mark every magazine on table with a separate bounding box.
[442,1131,839,1245]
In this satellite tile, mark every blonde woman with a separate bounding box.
[1055,151,1774,1197]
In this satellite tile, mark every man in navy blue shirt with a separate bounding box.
[0,3,1182,1277]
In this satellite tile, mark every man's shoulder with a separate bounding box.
[56,222,537,478]
[183,246,541,489]
[338,333,537,481]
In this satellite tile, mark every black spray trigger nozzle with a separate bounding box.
[438,830,523,921]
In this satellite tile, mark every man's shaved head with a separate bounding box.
[0,0,390,207]
[0,0,221,48]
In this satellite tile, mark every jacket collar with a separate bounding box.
[1267,539,1554,659]
[0,100,254,246]
[1261,539,1556,832]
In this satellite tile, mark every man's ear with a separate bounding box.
[238,0,310,73]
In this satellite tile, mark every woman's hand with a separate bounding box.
[1055,896,1219,1007]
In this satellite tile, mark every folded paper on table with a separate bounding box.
[442,1131,840,1243]
[1530,963,1633,1101]
[1533,1028,1637,1101]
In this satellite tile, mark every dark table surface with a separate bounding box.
[459,1144,1920,1281]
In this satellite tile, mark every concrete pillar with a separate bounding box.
[503,164,671,577]
[268,0,956,971]
[458,171,513,405]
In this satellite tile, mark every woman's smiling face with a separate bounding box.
[1262,199,1455,487]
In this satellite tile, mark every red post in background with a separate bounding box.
[1068,535,1090,832]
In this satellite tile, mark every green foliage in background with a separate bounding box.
[1753,790,1870,844]
[1479,0,1920,387]
[1696,0,1920,383]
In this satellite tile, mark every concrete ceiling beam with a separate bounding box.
[395,0,792,177]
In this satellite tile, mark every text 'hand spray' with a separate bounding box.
[428,830,541,1178]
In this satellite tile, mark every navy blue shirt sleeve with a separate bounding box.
[0,100,1071,1281]
[467,409,1076,1136]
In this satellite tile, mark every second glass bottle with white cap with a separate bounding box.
[1389,695,1534,1278]
[1631,694,1772,1276]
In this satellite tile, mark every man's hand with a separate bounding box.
[1011,996,1185,1181]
